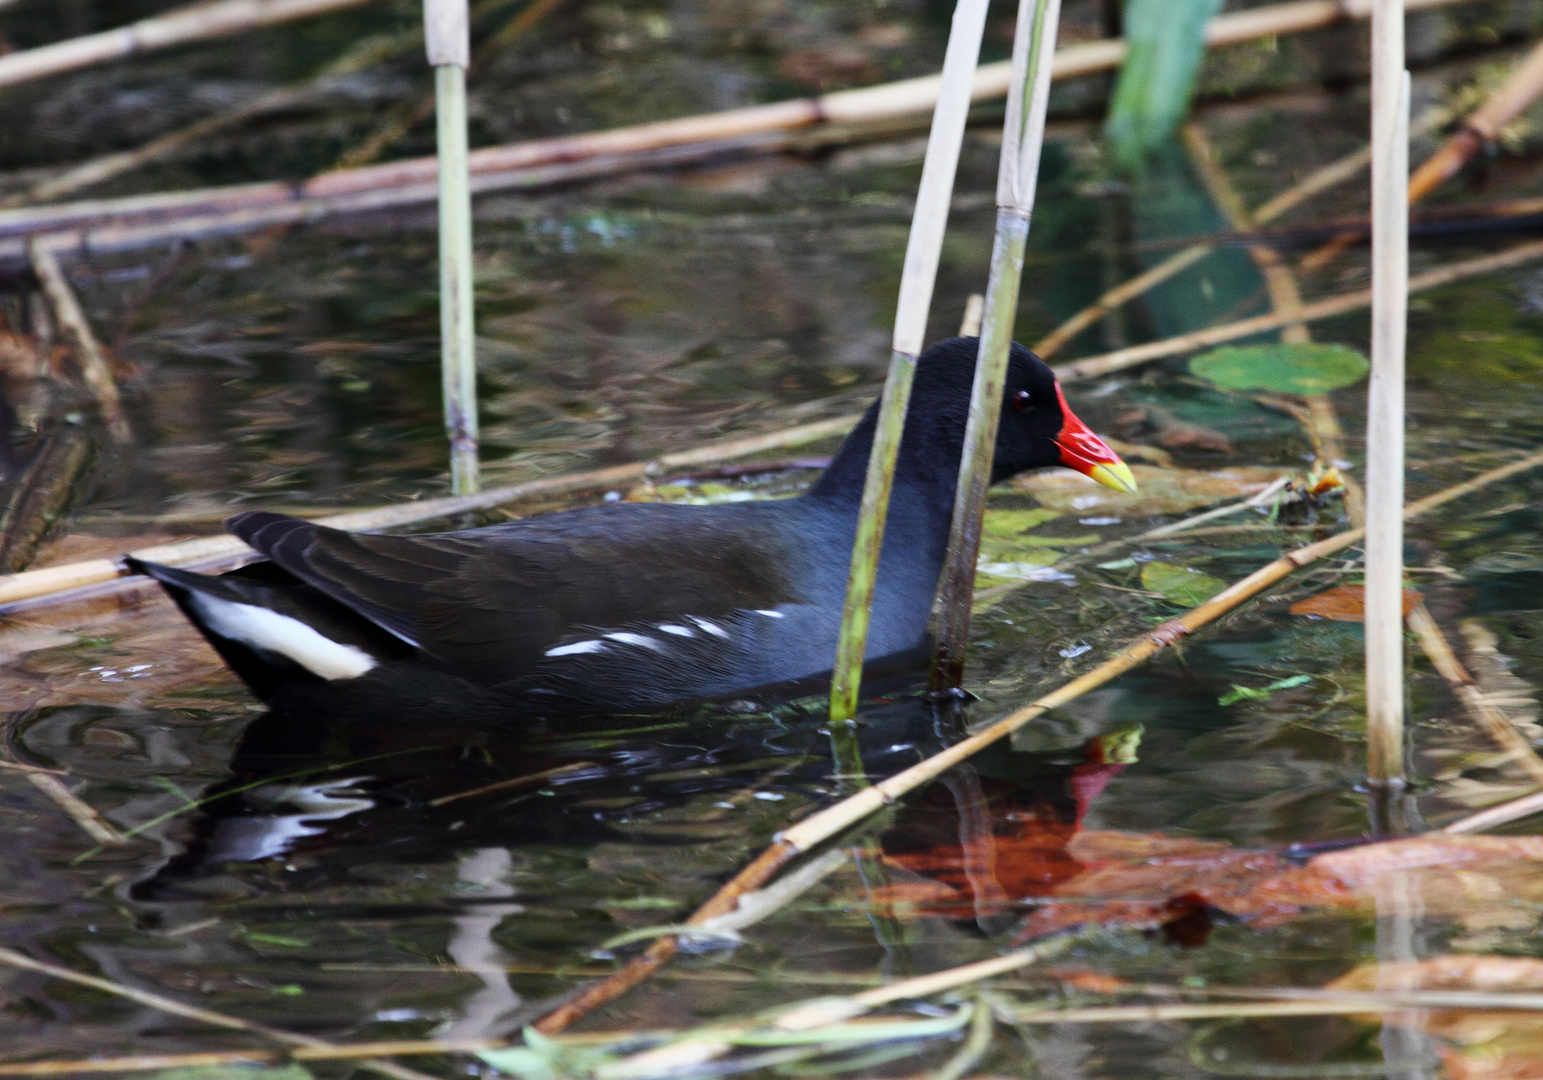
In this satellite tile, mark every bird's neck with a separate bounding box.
[804,408,967,533]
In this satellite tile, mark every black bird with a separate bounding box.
[133,338,1135,714]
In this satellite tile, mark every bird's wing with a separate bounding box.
[228,507,802,686]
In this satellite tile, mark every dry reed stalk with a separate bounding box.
[0,0,375,90]
[11,23,432,208]
[1443,787,1543,833]
[1364,15,1410,792]
[829,0,994,722]
[0,0,1479,244]
[603,935,1076,1077]
[999,998,1543,1024]
[530,447,1543,1036]
[1051,234,1543,382]
[0,947,440,1080]
[0,1041,502,1079]
[27,238,126,440]
[931,0,1063,694]
[336,0,569,171]
[1408,601,1543,784]
[1032,109,1441,361]
[0,412,861,609]
[1181,122,1365,524]
[1302,36,1543,272]
[959,293,985,336]
[20,772,127,846]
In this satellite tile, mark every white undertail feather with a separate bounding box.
[191,594,379,681]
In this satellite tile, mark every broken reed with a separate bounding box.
[530,446,1543,1036]
[931,0,1062,694]
[829,0,992,723]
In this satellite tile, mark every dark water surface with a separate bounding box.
[8,1,1543,1077]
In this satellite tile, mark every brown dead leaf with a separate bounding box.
[1289,584,1422,621]
[1015,832,1543,940]
[1050,968,1136,994]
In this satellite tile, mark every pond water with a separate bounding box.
[7,1,1543,1077]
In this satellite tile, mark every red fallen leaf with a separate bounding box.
[1289,584,1422,620]
[1014,833,1543,941]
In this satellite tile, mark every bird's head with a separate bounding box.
[936,336,1137,494]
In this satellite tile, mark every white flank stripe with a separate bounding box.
[656,624,695,637]
[546,639,606,657]
[192,594,377,681]
[688,616,729,639]
[604,632,665,651]
[754,609,785,619]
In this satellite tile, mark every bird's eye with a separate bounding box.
[1012,390,1034,412]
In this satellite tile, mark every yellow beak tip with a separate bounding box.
[1089,461,1138,495]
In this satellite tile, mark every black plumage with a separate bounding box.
[133,337,1131,715]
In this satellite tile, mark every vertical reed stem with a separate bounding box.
[828,0,991,722]
[931,0,1061,693]
[428,0,480,494]
[1365,0,1410,788]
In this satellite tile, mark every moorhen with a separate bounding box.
[133,337,1135,714]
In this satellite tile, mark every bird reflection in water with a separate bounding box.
[130,695,1146,953]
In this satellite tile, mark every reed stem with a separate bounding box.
[429,2,481,495]
[1364,0,1410,788]
[932,0,1061,693]
[828,0,990,722]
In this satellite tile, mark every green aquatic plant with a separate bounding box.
[1189,343,1369,395]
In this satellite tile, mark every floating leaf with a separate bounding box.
[1189,343,1370,395]
[1140,562,1225,607]
[1218,674,1311,706]
[982,508,1062,536]
[1289,585,1421,621]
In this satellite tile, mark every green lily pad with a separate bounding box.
[1141,561,1226,607]
[982,508,1062,536]
[1189,343,1369,395]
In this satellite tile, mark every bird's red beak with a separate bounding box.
[1054,383,1137,494]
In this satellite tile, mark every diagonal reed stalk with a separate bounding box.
[1300,36,1543,272]
[931,0,1062,694]
[529,446,1543,1036]
[827,0,992,723]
